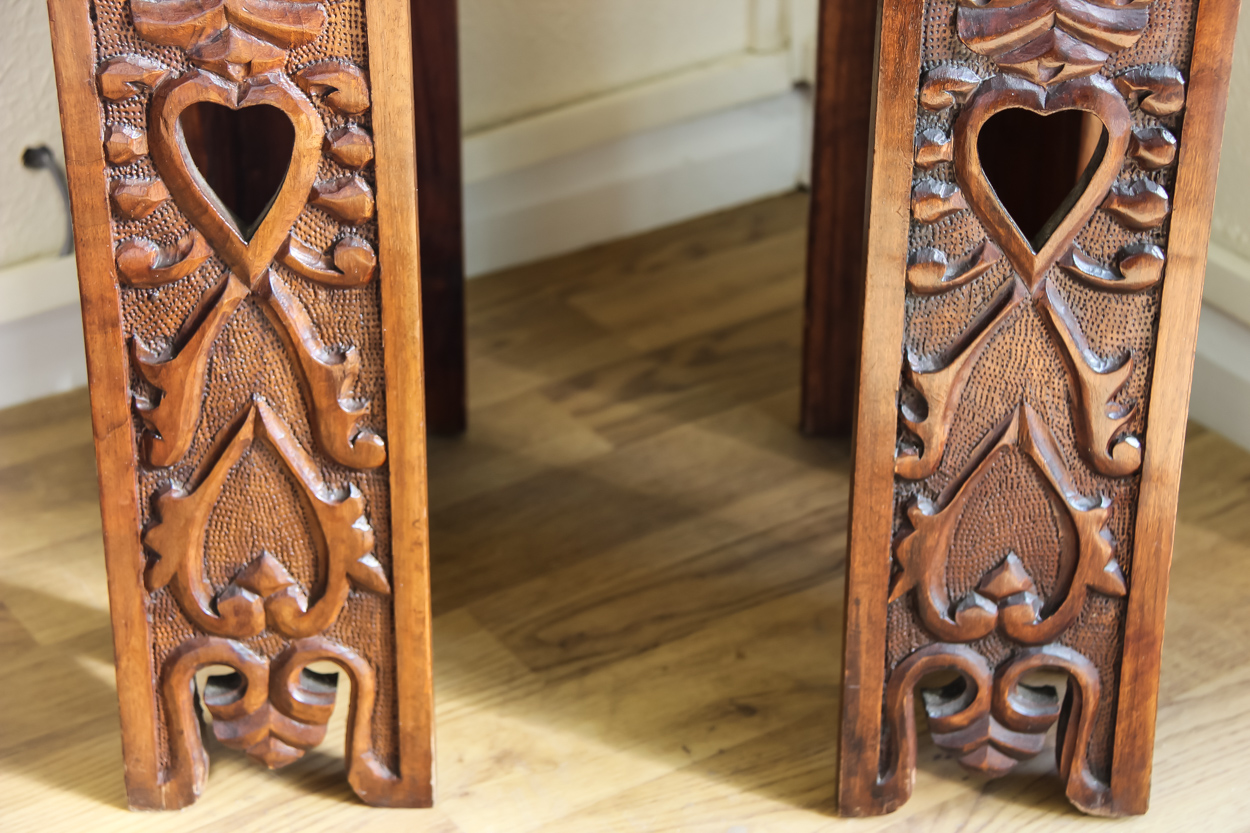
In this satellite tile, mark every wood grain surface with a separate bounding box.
[3,194,1249,830]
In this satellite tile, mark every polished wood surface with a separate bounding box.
[3,194,1250,829]
[46,0,433,808]
[838,0,1241,816]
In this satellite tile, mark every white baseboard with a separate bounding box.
[0,301,86,410]
[464,90,808,277]
[1191,243,1250,453]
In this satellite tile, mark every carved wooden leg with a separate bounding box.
[412,0,467,435]
[800,0,878,436]
[46,0,434,809]
[839,0,1241,817]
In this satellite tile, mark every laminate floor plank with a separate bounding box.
[2,193,1248,831]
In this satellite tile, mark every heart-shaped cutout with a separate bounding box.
[180,100,296,242]
[150,70,324,286]
[953,75,1131,288]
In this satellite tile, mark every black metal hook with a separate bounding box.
[22,145,74,257]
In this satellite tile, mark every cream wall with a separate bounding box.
[460,0,754,132]
[0,2,1246,418]
[1210,8,1250,261]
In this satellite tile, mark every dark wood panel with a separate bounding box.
[412,0,467,434]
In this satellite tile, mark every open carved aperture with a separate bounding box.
[869,0,1196,816]
[82,0,413,809]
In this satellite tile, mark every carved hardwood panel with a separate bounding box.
[46,0,433,809]
[838,0,1240,817]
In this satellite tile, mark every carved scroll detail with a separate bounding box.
[158,636,402,809]
[279,234,378,287]
[876,643,1109,814]
[116,231,212,287]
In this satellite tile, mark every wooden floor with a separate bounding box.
[3,193,1250,831]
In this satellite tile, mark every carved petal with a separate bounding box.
[97,55,171,101]
[915,127,954,169]
[1059,243,1164,292]
[296,61,371,115]
[1129,126,1177,170]
[104,124,149,165]
[1115,65,1187,115]
[310,175,376,225]
[111,177,171,220]
[907,240,1002,294]
[325,125,375,169]
[912,179,968,224]
[1101,179,1171,230]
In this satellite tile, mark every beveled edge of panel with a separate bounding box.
[836,0,925,817]
[45,0,162,809]
[1110,0,1244,815]
[367,0,436,808]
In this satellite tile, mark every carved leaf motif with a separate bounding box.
[134,276,250,468]
[256,270,387,469]
[133,0,328,80]
[892,404,1125,645]
[957,0,1150,85]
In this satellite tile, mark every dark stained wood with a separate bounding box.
[799,0,878,437]
[45,0,434,809]
[839,0,1243,818]
[411,0,467,435]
